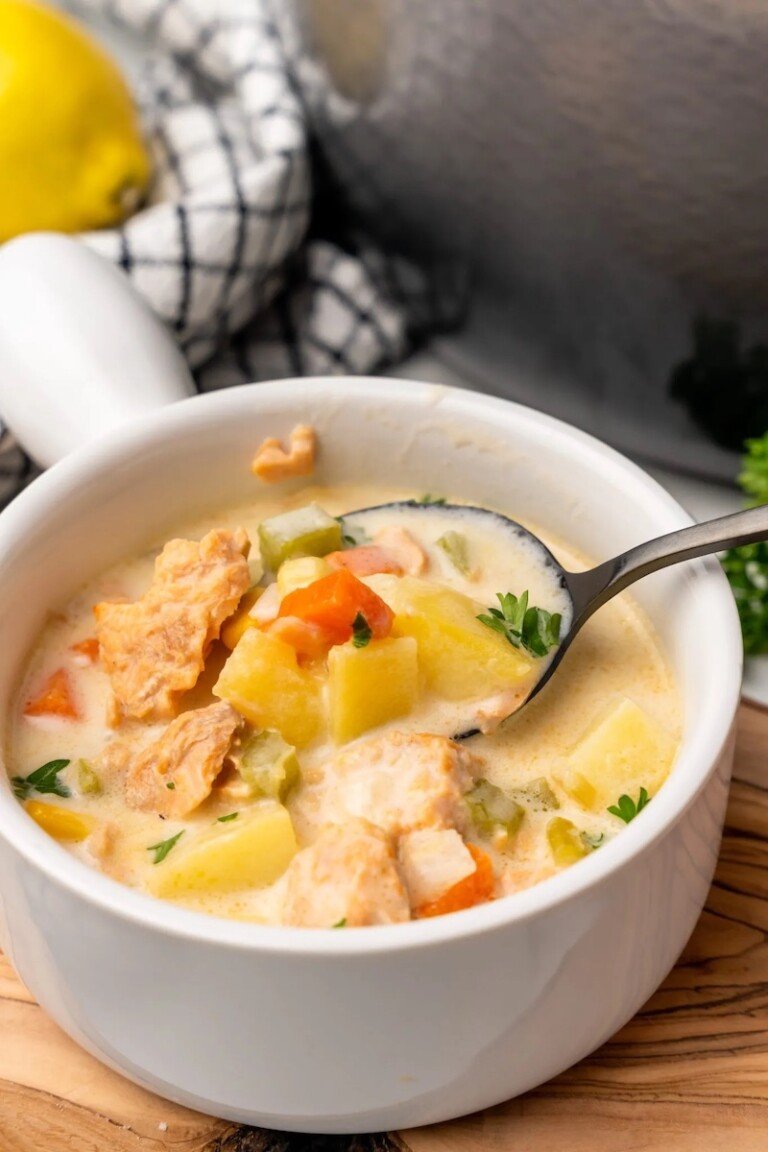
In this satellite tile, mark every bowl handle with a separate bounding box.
[0,233,195,468]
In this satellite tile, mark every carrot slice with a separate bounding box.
[278,568,394,645]
[417,844,495,918]
[70,637,100,662]
[326,546,404,578]
[24,668,80,720]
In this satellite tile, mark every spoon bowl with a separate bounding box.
[348,497,768,734]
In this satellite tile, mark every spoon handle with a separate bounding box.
[566,503,768,622]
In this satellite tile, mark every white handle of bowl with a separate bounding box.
[0,233,196,468]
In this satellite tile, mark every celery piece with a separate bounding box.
[76,758,102,796]
[511,776,560,812]
[466,778,524,839]
[547,817,588,867]
[239,729,301,801]
[436,530,470,575]
[258,504,342,571]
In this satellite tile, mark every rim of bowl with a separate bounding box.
[0,377,743,956]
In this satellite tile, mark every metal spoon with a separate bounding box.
[346,500,764,734]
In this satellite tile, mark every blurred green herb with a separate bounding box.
[722,434,768,654]
[580,831,605,850]
[147,831,184,864]
[352,612,372,648]
[12,759,71,801]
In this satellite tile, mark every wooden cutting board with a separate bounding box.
[3,703,768,1152]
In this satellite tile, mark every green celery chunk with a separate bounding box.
[511,776,560,812]
[258,504,342,571]
[76,758,101,796]
[239,729,301,801]
[436,531,470,575]
[466,778,524,840]
[547,817,588,866]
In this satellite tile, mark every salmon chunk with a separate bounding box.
[282,819,410,927]
[123,701,242,817]
[95,529,250,722]
[251,424,316,483]
[328,731,479,837]
[373,526,427,575]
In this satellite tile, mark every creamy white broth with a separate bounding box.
[6,483,681,925]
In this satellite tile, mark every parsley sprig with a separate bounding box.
[12,759,71,801]
[607,787,650,824]
[147,830,184,864]
[415,494,446,506]
[477,591,562,658]
[351,612,372,648]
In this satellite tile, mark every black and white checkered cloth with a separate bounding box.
[0,0,461,506]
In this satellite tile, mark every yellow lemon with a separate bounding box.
[0,0,151,242]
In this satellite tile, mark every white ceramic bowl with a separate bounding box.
[0,378,741,1132]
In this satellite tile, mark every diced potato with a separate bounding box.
[386,577,533,700]
[221,588,263,650]
[329,636,419,743]
[239,729,301,800]
[150,801,297,897]
[277,556,331,597]
[258,504,342,571]
[213,628,323,746]
[547,817,588,867]
[556,697,676,813]
[25,800,94,842]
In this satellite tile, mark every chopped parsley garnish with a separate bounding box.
[722,433,768,654]
[415,494,447,506]
[477,591,561,658]
[217,812,238,823]
[147,830,185,864]
[581,831,605,850]
[12,758,71,802]
[607,788,650,824]
[335,516,368,548]
[332,918,347,928]
[165,781,176,790]
[351,611,372,648]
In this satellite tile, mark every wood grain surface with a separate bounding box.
[3,704,768,1152]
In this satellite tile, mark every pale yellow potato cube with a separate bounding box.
[276,556,331,597]
[557,697,676,813]
[213,628,323,746]
[329,636,419,743]
[386,577,533,700]
[150,802,297,897]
